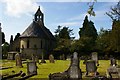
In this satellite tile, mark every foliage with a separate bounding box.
[14,33,20,40]
[87,0,97,16]
[106,1,120,21]
[95,28,112,54]
[2,42,9,58]
[10,35,13,44]
[78,15,98,54]
[2,32,5,44]
[111,20,120,52]
[54,26,74,57]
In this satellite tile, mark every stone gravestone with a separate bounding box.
[32,54,35,62]
[15,53,23,67]
[35,56,39,63]
[107,66,120,79]
[110,58,117,66]
[85,60,97,76]
[49,52,82,80]
[91,52,98,66]
[68,52,82,79]
[27,62,37,75]
[49,54,55,63]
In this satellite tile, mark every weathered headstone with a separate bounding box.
[106,66,120,79]
[15,53,23,67]
[110,58,117,66]
[85,60,97,76]
[49,54,55,63]
[32,54,35,62]
[68,52,82,79]
[91,52,98,65]
[35,56,39,63]
[27,62,37,75]
[49,52,82,80]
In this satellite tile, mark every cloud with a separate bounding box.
[0,0,44,18]
[54,21,81,27]
[68,9,109,22]
[69,13,88,21]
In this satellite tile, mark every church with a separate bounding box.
[10,6,56,58]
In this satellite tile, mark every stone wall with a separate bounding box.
[20,37,55,58]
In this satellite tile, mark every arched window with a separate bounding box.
[27,40,29,48]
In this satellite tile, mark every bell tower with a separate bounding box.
[34,6,44,24]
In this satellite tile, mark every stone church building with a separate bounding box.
[10,6,55,58]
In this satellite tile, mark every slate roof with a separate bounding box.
[20,21,55,40]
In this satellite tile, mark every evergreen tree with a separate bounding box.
[10,35,13,44]
[14,33,20,40]
[78,15,98,53]
[2,32,5,44]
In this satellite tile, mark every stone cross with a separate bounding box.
[15,53,23,67]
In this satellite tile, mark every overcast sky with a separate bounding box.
[0,0,118,43]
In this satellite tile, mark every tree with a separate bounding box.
[78,15,98,54]
[87,0,97,16]
[54,26,74,58]
[2,32,5,44]
[2,42,9,59]
[10,35,13,44]
[14,33,20,40]
[106,1,120,21]
[106,1,120,58]
[95,28,112,55]
[111,20,120,52]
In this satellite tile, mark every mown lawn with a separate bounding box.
[0,60,120,79]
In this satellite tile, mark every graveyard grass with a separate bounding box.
[1,60,120,79]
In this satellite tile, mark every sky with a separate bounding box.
[0,0,119,43]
